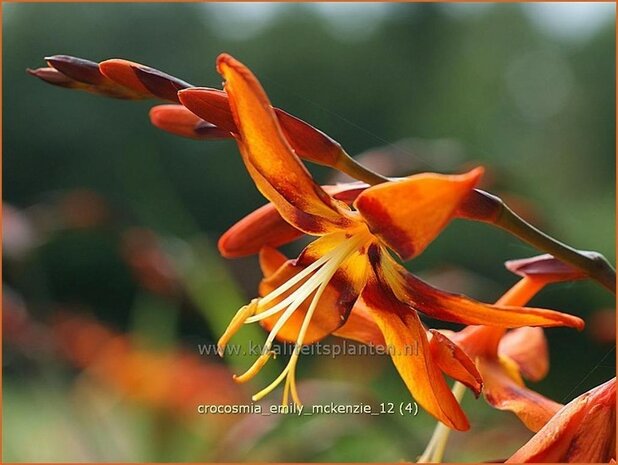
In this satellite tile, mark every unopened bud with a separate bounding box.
[506,254,587,283]
[149,105,231,140]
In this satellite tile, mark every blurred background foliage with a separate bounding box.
[3,2,615,462]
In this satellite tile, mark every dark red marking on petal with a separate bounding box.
[456,188,503,222]
[46,55,106,85]
[132,65,192,103]
[354,194,415,259]
[193,121,233,138]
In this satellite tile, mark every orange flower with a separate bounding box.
[507,377,616,463]
[120,228,181,298]
[441,254,587,432]
[29,52,585,431]
[53,313,242,418]
[183,54,582,431]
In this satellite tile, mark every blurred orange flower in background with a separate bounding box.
[53,314,243,418]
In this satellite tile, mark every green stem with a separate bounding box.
[336,150,616,294]
[498,203,616,293]
[458,190,616,293]
[334,151,390,185]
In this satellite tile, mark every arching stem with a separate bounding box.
[338,153,616,294]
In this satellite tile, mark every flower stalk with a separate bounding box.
[347,160,616,294]
[418,380,467,463]
[459,190,616,293]
[332,150,390,185]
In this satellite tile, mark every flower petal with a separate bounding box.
[443,325,505,359]
[360,278,470,431]
[179,88,352,167]
[98,59,154,98]
[258,246,288,278]
[257,234,370,344]
[507,378,616,462]
[560,378,616,462]
[218,202,303,259]
[238,140,354,235]
[507,398,587,462]
[149,105,231,140]
[216,54,356,234]
[354,168,483,260]
[177,88,238,132]
[371,247,585,330]
[99,59,192,102]
[499,327,549,381]
[428,329,482,397]
[414,276,583,329]
[332,300,386,347]
[218,183,368,258]
[405,272,584,329]
[479,357,562,432]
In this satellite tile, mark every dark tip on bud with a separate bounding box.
[275,108,344,166]
[132,65,192,103]
[194,121,232,139]
[177,87,238,133]
[45,55,105,85]
[27,67,75,87]
[505,254,587,282]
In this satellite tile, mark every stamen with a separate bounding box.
[283,278,331,406]
[282,375,291,406]
[252,365,291,401]
[217,298,258,356]
[251,240,356,403]
[228,229,370,404]
[249,233,366,326]
[257,247,338,307]
[245,267,325,324]
[417,381,467,463]
[289,359,302,406]
[260,235,363,353]
[233,351,274,383]
[263,294,310,352]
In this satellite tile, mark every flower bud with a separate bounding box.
[149,105,231,140]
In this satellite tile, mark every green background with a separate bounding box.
[3,3,615,462]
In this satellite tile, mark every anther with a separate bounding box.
[233,350,274,383]
[217,298,258,356]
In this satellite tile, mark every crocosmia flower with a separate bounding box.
[442,254,587,432]
[189,54,584,431]
[28,52,586,432]
[507,377,616,463]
